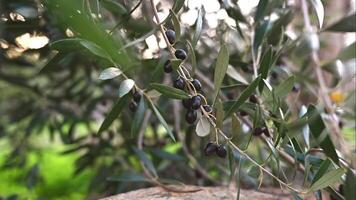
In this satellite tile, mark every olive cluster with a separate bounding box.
[203,142,227,158]
[129,90,142,112]
[163,29,212,124]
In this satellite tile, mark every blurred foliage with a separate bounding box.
[0,0,355,199]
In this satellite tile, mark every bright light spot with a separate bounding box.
[238,0,259,16]
[203,0,220,13]
[0,39,9,49]
[205,13,218,28]
[9,12,25,22]
[153,12,169,24]
[15,33,49,50]
[180,9,198,26]
[66,28,74,37]
[145,34,160,52]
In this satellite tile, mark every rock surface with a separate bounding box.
[101,186,295,200]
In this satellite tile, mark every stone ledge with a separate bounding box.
[101,186,295,200]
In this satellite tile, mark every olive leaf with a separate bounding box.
[150,83,189,99]
[226,65,248,85]
[99,67,122,80]
[132,147,158,177]
[309,0,324,29]
[324,12,356,32]
[146,98,176,142]
[213,44,229,105]
[79,40,110,59]
[118,79,135,97]
[196,116,211,137]
[98,94,130,134]
[309,168,345,191]
[170,9,181,41]
[187,41,197,75]
[274,76,295,98]
[224,76,261,119]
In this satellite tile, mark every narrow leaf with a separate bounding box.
[187,41,197,75]
[171,59,183,71]
[255,0,269,22]
[324,12,356,32]
[192,8,204,47]
[274,76,295,98]
[131,98,146,137]
[311,159,332,184]
[98,94,130,134]
[150,83,189,99]
[80,40,109,59]
[118,79,135,97]
[132,147,158,177]
[258,46,274,91]
[213,44,229,104]
[310,168,345,191]
[310,0,324,29]
[99,67,122,80]
[224,76,261,119]
[306,105,339,164]
[146,99,176,141]
[345,169,356,200]
[172,0,185,13]
[227,65,248,85]
[253,20,270,54]
[170,9,181,41]
[196,116,211,137]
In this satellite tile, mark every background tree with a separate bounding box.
[0,0,355,199]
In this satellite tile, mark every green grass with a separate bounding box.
[0,144,94,200]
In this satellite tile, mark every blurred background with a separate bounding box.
[0,0,355,199]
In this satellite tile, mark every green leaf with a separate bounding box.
[215,99,224,129]
[187,41,197,76]
[338,41,356,61]
[324,12,356,32]
[253,20,270,54]
[309,168,345,191]
[309,0,324,29]
[118,79,135,97]
[132,147,158,177]
[224,76,261,119]
[172,0,185,13]
[79,40,110,59]
[311,159,332,184]
[146,98,176,142]
[196,116,211,137]
[39,51,66,73]
[97,94,130,134]
[50,38,83,52]
[255,0,269,22]
[258,46,274,91]
[100,0,127,15]
[345,169,356,200]
[170,9,181,41]
[171,59,183,71]
[150,83,189,99]
[213,44,229,104]
[192,8,204,48]
[151,148,184,161]
[131,98,146,137]
[274,76,295,98]
[226,65,248,85]
[306,105,339,164]
[98,67,122,80]
[225,5,248,24]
